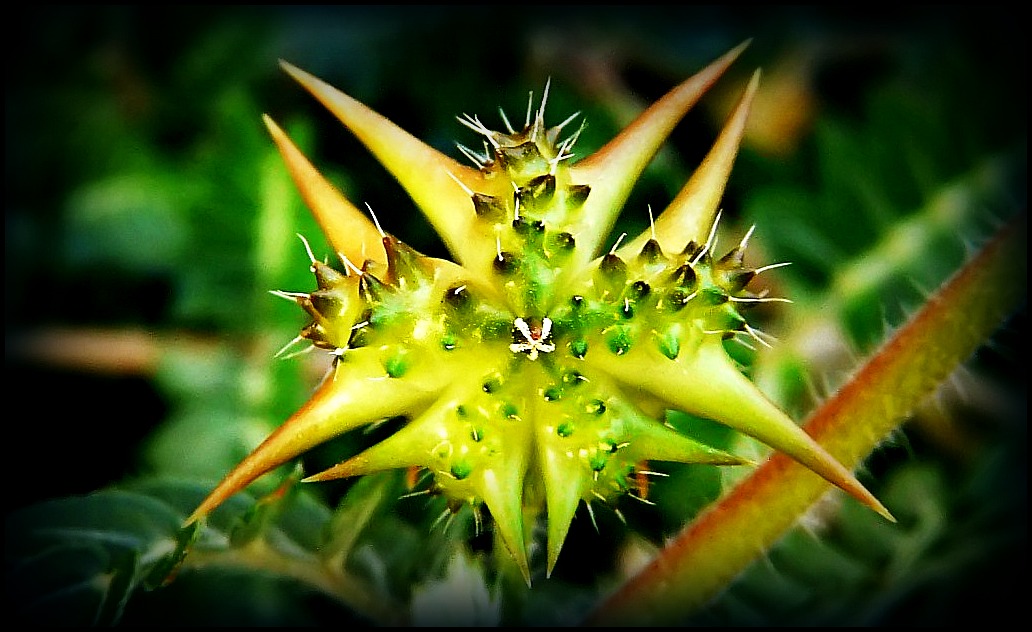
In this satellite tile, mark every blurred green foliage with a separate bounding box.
[5,6,1025,626]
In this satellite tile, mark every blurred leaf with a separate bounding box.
[411,548,500,626]
[64,173,191,272]
[6,489,180,625]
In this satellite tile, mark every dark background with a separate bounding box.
[5,5,1025,626]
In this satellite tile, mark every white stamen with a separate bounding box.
[554,110,580,133]
[364,202,385,237]
[740,224,757,250]
[537,77,552,124]
[513,316,532,340]
[730,333,758,352]
[648,204,657,241]
[549,120,584,173]
[609,232,627,255]
[729,296,793,304]
[498,106,515,134]
[628,493,656,506]
[548,140,574,174]
[509,316,555,361]
[446,170,475,196]
[693,209,723,265]
[430,508,452,533]
[753,261,793,275]
[560,119,586,153]
[269,290,308,302]
[457,113,500,149]
[744,323,776,349]
[279,345,316,361]
[585,502,599,532]
[297,233,317,265]
[337,252,364,276]
[455,143,486,168]
[273,334,306,359]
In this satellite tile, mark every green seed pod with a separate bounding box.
[188,45,892,587]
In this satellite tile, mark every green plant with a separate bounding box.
[6,8,1025,627]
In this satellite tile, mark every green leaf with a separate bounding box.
[6,489,181,625]
[319,472,397,570]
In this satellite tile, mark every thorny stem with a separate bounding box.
[585,212,1026,626]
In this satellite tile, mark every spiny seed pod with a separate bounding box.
[186,42,892,583]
